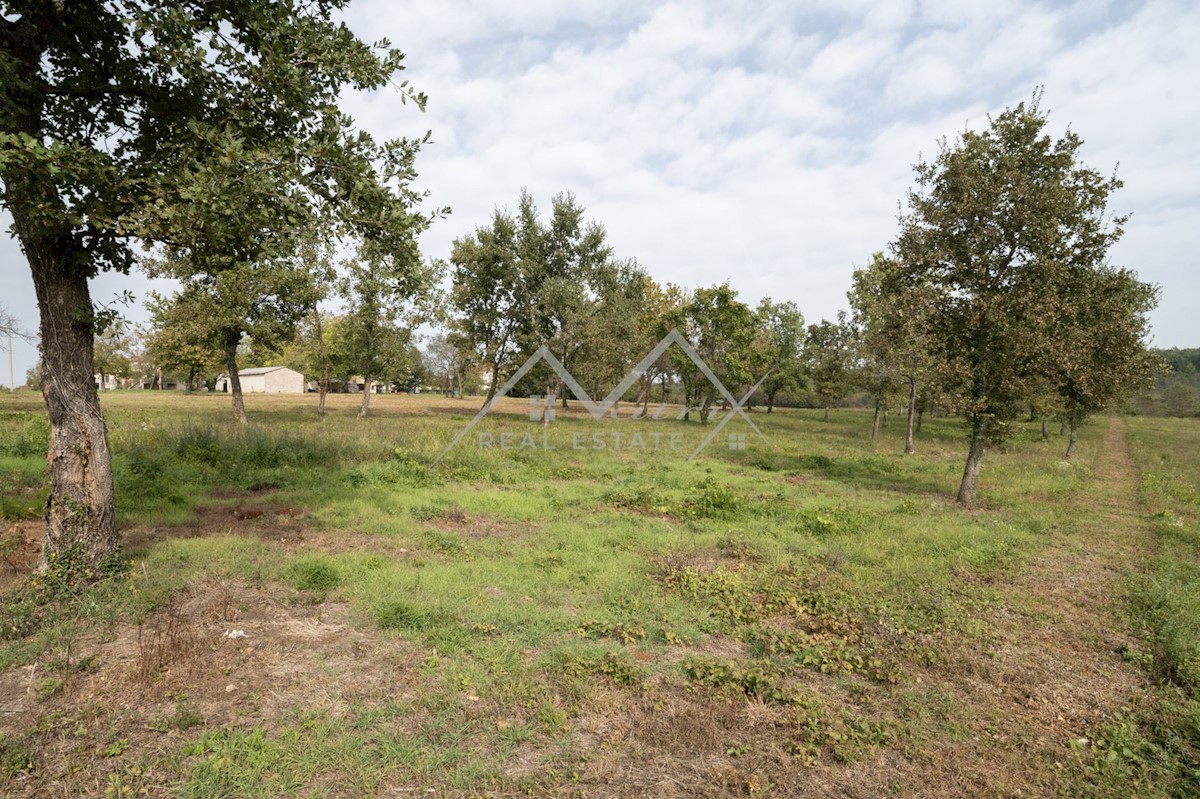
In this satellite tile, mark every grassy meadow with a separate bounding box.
[1,390,1198,797]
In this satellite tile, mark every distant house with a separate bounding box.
[216,366,305,394]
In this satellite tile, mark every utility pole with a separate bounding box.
[6,331,12,390]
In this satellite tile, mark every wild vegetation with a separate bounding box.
[0,391,1198,797]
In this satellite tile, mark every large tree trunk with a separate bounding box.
[904,377,917,455]
[956,416,990,506]
[358,376,372,419]
[1065,412,1079,459]
[26,240,119,575]
[224,334,248,425]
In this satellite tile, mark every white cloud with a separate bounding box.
[2,0,1198,388]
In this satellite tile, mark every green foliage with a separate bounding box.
[285,556,340,592]
[0,412,48,457]
[0,735,35,779]
[890,92,1145,499]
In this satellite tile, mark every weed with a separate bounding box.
[284,556,340,591]
[0,735,35,779]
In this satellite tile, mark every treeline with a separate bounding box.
[1135,349,1200,417]
[131,98,1168,509]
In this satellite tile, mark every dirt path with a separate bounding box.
[884,416,1156,797]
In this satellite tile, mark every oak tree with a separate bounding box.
[893,94,1127,504]
[0,0,433,576]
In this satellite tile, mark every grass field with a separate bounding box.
[1,391,1198,798]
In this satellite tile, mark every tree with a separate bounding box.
[520,192,613,412]
[424,332,475,396]
[92,319,134,389]
[753,298,805,413]
[262,236,339,416]
[1,1,434,577]
[670,284,758,423]
[335,241,438,419]
[449,207,528,401]
[893,94,1127,505]
[803,317,852,421]
[145,289,224,391]
[0,303,26,341]
[848,253,939,453]
[1050,266,1163,457]
[148,252,320,423]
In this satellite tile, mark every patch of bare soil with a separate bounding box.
[0,580,418,799]
[426,511,523,540]
[123,497,416,559]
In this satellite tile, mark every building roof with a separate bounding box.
[238,366,298,376]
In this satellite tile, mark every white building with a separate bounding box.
[218,366,306,394]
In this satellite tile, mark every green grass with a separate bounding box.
[0,390,1193,797]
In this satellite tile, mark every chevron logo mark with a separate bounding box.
[434,329,769,463]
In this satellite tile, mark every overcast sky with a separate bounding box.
[2,0,1197,388]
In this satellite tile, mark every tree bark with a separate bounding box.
[3,13,120,575]
[24,232,119,574]
[224,334,248,425]
[358,376,372,419]
[823,406,829,422]
[871,403,881,439]
[956,416,989,506]
[916,409,924,434]
[904,377,917,455]
[1041,417,1049,441]
[1065,412,1078,458]
[314,308,329,418]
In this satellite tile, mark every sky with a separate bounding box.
[2,0,1198,388]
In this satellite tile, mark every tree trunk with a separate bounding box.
[314,308,329,417]
[639,373,652,416]
[25,237,119,575]
[904,377,916,455]
[871,403,881,439]
[1065,412,1078,459]
[485,361,500,402]
[823,406,829,422]
[916,409,924,434]
[766,390,775,414]
[224,334,248,425]
[1041,418,1049,441]
[358,376,371,419]
[956,417,990,506]
[1060,418,1067,436]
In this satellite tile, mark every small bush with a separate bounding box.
[285,557,340,591]
[680,478,742,519]
[376,600,429,631]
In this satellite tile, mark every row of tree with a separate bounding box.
[0,0,1166,578]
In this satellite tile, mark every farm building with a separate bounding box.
[217,366,306,394]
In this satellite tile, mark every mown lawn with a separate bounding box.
[1,391,1196,798]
